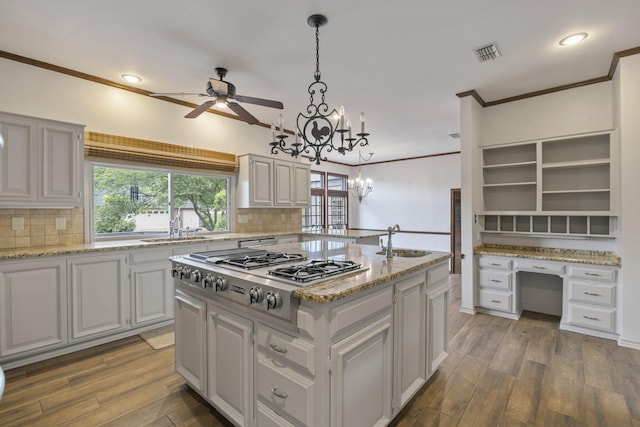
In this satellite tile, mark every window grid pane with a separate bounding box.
[327,195,347,230]
[302,194,324,231]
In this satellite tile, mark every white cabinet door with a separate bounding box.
[0,260,67,357]
[274,160,294,206]
[175,291,207,393]
[39,122,82,204]
[68,254,128,341]
[0,114,38,202]
[393,274,426,410]
[293,163,311,207]
[426,280,449,375]
[250,156,273,206]
[331,314,393,427]
[0,112,83,207]
[131,262,173,325]
[207,303,253,427]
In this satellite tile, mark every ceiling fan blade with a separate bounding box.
[227,102,259,125]
[234,94,284,109]
[185,100,215,118]
[150,92,208,97]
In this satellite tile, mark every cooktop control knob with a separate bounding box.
[179,267,191,280]
[249,287,263,304]
[214,276,228,292]
[264,292,282,311]
[190,270,202,283]
[203,274,214,288]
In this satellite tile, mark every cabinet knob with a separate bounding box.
[269,343,288,354]
[271,386,288,399]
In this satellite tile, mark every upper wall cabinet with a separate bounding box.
[237,154,310,208]
[481,131,617,215]
[0,112,84,208]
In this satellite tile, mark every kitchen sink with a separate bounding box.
[376,249,431,258]
[141,236,209,243]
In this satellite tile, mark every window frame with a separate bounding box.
[87,161,233,241]
[302,170,349,231]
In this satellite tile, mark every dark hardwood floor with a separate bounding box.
[1,275,639,426]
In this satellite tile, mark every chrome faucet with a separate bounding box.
[386,224,400,258]
[169,215,180,238]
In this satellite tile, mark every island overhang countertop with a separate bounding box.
[267,241,452,304]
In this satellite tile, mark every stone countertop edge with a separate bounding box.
[473,244,621,267]
[0,230,387,261]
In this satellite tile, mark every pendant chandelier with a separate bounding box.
[349,151,373,203]
[269,14,370,165]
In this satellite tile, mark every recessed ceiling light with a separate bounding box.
[559,32,588,46]
[121,73,142,83]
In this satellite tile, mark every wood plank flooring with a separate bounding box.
[1,275,639,426]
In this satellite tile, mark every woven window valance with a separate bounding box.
[84,132,238,173]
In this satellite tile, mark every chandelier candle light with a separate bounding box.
[269,14,370,165]
[349,151,373,203]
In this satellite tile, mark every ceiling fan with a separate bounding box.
[150,67,283,125]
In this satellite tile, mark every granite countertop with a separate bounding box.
[267,241,452,303]
[474,244,621,267]
[0,229,388,261]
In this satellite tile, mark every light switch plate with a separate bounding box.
[55,217,66,230]
[12,217,24,231]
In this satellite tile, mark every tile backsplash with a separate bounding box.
[235,208,302,233]
[0,208,85,249]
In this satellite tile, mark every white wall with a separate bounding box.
[348,153,461,253]
[481,82,614,145]
[617,54,640,348]
[0,58,283,158]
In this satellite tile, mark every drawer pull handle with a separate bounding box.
[532,265,547,270]
[583,315,600,321]
[490,299,502,303]
[271,386,288,399]
[490,263,501,266]
[583,292,601,297]
[269,343,288,354]
[584,272,601,277]
[490,279,502,283]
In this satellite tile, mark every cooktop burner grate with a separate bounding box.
[222,252,307,269]
[268,260,362,283]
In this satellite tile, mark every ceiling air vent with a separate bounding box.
[474,42,502,62]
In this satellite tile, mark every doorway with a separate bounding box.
[450,188,461,273]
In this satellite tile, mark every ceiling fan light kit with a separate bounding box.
[269,14,370,165]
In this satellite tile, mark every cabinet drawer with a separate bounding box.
[570,266,616,283]
[256,401,296,427]
[330,287,392,338]
[478,289,513,313]
[257,353,314,426]
[515,259,565,275]
[569,280,616,306]
[257,324,315,376]
[567,303,616,333]
[479,270,512,291]
[478,256,512,270]
[129,248,172,265]
[428,262,449,285]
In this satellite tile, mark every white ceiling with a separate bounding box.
[1,1,638,164]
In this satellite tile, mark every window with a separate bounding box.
[92,164,229,238]
[302,171,349,231]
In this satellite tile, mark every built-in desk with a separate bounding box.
[474,245,621,341]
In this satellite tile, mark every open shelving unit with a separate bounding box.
[480,131,617,238]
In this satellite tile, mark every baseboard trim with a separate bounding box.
[618,338,640,350]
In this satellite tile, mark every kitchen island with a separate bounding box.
[173,240,451,427]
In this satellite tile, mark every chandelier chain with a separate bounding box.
[314,24,321,82]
